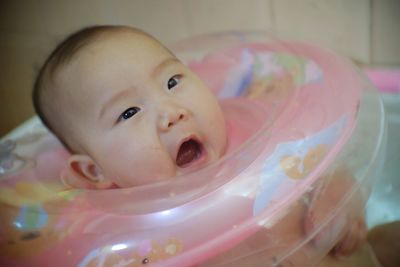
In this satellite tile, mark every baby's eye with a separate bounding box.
[167,75,181,90]
[118,107,140,121]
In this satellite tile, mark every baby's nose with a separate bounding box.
[158,105,189,131]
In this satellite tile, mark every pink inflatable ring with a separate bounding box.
[0,32,386,267]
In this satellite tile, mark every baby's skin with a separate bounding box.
[34,26,373,266]
[197,169,370,266]
[367,221,400,267]
[44,28,228,189]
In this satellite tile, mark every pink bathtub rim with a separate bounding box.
[364,68,400,94]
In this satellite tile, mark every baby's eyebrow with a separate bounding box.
[99,89,132,120]
[151,57,181,77]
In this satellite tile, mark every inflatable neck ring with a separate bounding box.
[0,32,385,267]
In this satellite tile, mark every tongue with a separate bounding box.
[176,140,199,167]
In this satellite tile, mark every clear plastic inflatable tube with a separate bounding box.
[0,32,386,267]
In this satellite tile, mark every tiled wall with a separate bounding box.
[0,0,399,136]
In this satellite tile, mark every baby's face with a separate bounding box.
[57,31,227,188]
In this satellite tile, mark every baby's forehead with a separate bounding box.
[63,32,171,83]
[53,30,174,103]
[57,31,164,78]
[83,30,168,58]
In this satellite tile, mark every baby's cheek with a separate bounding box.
[105,149,176,187]
[208,111,228,153]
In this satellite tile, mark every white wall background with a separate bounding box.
[1,0,399,135]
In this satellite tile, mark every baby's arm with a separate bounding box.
[304,168,367,258]
[196,170,369,266]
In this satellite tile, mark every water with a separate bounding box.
[366,93,400,228]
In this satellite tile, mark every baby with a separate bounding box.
[33,25,372,266]
[33,25,228,189]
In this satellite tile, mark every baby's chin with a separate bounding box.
[113,138,228,188]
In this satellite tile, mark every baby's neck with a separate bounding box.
[220,97,270,153]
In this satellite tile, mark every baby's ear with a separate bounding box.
[63,155,113,189]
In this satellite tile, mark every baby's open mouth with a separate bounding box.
[176,139,203,167]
